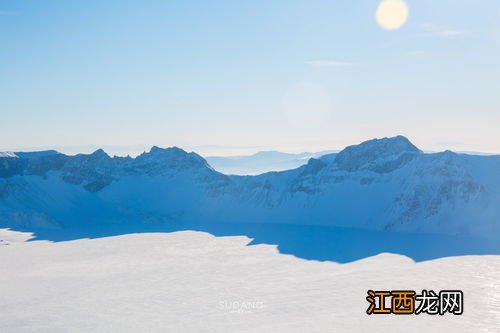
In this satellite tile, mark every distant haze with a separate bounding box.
[206,150,337,175]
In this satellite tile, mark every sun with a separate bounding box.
[375,0,409,31]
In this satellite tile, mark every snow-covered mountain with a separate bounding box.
[1,136,499,237]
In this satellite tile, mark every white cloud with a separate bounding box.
[419,23,472,38]
[306,60,359,68]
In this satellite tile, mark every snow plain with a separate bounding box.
[1,228,499,333]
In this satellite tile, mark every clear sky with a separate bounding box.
[1,0,499,155]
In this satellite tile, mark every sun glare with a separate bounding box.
[375,0,409,31]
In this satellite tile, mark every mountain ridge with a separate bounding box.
[1,136,499,238]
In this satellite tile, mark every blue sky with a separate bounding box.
[1,0,499,155]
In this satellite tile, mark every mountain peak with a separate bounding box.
[136,146,209,173]
[92,148,107,155]
[85,149,111,161]
[149,146,186,154]
[334,136,421,172]
[149,145,161,153]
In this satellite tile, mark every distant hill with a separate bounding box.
[206,150,337,175]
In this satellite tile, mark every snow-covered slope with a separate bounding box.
[1,136,499,237]
[1,229,499,333]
